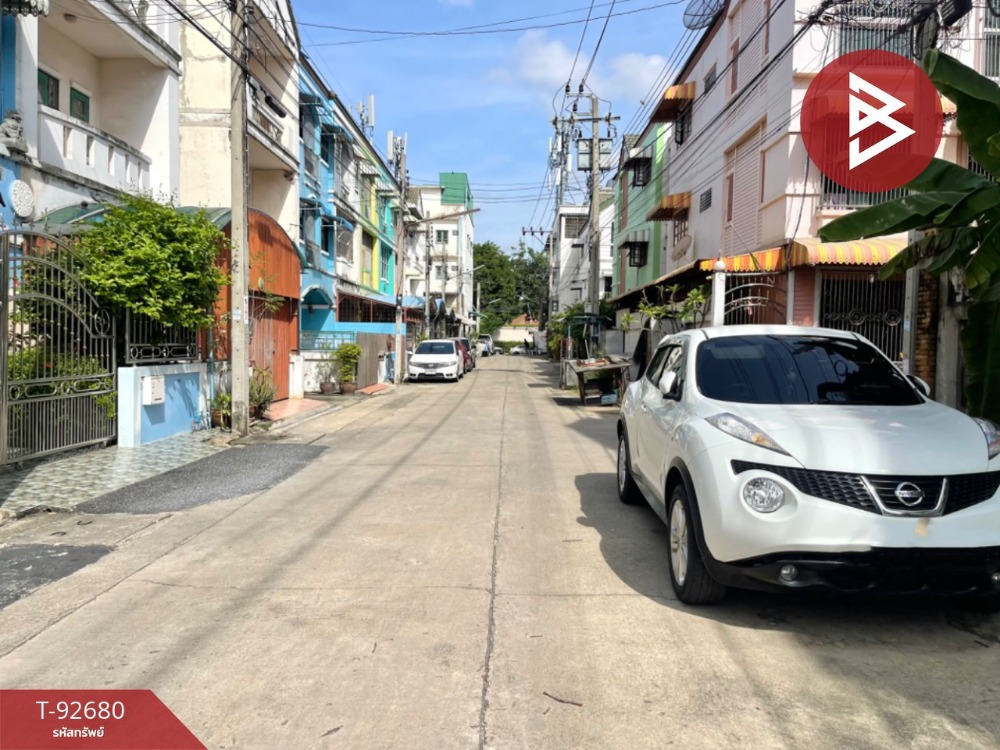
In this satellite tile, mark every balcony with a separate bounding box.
[820,175,906,211]
[38,106,150,193]
[248,95,296,171]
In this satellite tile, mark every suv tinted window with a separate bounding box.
[695,335,920,405]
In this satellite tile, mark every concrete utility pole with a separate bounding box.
[587,93,601,316]
[230,0,250,435]
[424,227,432,338]
[391,133,407,385]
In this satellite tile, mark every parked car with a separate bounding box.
[477,334,494,356]
[510,345,527,355]
[617,325,1000,609]
[457,337,476,369]
[407,339,463,382]
[451,337,473,374]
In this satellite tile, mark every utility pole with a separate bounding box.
[587,93,601,316]
[391,132,407,385]
[423,227,432,338]
[476,281,481,336]
[230,0,250,435]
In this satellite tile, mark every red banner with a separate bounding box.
[0,690,204,749]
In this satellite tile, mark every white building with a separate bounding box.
[409,174,476,333]
[630,0,982,381]
[178,0,299,235]
[13,1,179,219]
[550,203,588,313]
[571,194,616,307]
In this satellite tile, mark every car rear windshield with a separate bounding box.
[695,335,921,405]
[416,341,455,355]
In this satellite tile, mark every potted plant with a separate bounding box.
[211,390,231,429]
[249,366,277,419]
[335,342,363,395]
[317,346,337,394]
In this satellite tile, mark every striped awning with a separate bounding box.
[699,247,785,272]
[646,192,691,221]
[789,237,906,266]
[650,82,695,123]
[617,228,650,247]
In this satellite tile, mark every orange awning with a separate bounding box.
[646,192,691,221]
[699,247,785,272]
[650,81,695,122]
[789,237,906,266]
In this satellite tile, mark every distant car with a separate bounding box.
[457,337,476,369]
[407,339,462,382]
[510,345,527,355]
[451,337,473,374]
[618,324,1000,609]
[477,334,494,356]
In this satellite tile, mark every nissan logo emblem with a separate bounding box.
[894,482,925,507]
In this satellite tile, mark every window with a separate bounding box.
[70,89,90,123]
[415,341,455,355]
[729,40,740,95]
[645,346,672,384]
[631,158,651,187]
[725,173,735,222]
[672,209,689,245]
[840,26,909,58]
[380,248,389,281]
[986,11,1000,79]
[563,215,588,238]
[674,104,692,146]
[704,64,717,93]
[603,276,613,296]
[435,229,449,244]
[627,242,648,267]
[38,70,59,109]
[699,188,712,212]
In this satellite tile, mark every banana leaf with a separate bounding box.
[960,301,1000,423]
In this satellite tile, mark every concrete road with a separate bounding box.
[0,355,998,750]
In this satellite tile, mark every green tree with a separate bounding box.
[75,194,229,329]
[510,243,550,327]
[819,50,1000,422]
[473,240,516,334]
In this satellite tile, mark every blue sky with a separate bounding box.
[291,0,688,253]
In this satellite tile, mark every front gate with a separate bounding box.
[1,230,116,466]
[819,270,905,362]
[725,272,787,325]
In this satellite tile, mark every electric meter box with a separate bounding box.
[141,375,165,405]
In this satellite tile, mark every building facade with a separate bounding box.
[4,0,179,225]
[615,0,984,395]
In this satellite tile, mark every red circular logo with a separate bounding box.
[801,50,942,193]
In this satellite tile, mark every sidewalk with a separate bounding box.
[0,387,395,523]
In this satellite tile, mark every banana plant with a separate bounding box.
[818,49,1000,422]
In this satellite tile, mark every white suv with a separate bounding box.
[617,325,1000,607]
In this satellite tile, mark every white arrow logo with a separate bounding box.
[848,71,915,170]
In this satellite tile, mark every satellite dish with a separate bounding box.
[683,0,725,31]
[672,234,693,261]
[10,180,34,219]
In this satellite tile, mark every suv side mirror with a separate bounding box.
[907,374,931,398]
[658,370,680,399]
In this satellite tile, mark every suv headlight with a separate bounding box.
[973,418,1000,460]
[706,413,790,456]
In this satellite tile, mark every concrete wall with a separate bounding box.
[118,363,208,447]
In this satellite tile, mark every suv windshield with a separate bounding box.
[416,341,455,355]
[695,335,921,406]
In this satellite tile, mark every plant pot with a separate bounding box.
[340,382,357,395]
[210,409,230,429]
[319,381,336,394]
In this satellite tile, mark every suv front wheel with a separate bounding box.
[667,484,727,605]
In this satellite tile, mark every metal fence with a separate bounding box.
[124,310,199,365]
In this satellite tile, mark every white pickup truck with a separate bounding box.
[477,334,494,356]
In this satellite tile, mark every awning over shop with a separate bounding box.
[335,279,394,306]
[650,82,695,123]
[698,237,907,272]
[646,192,691,221]
[789,237,906,266]
[699,246,785,272]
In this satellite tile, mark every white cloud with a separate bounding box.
[489,30,669,113]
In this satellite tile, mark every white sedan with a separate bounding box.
[407,339,462,382]
[617,325,1000,607]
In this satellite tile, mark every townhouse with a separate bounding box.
[614,0,987,407]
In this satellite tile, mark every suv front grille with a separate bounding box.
[731,461,1000,516]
